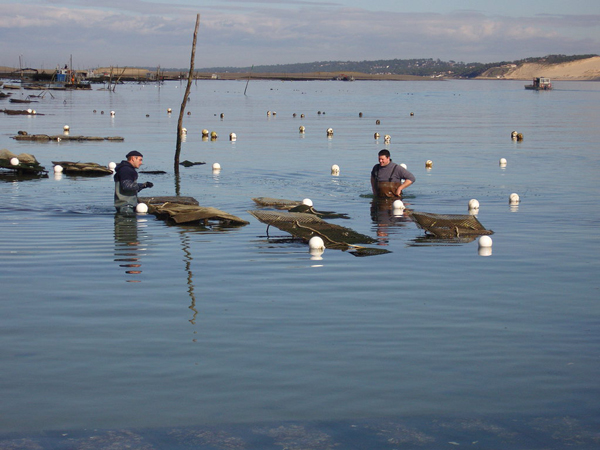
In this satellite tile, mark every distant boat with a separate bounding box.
[525,77,552,90]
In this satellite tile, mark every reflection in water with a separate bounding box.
[114,214,145,283]
[370,199,411,246]
[178,230,198,326]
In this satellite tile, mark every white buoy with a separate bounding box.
[27,109,32,114]
[499,158,507,166]
[299,126,305,133]
[202,129,209,137]
[468,199,480,210]
[212,162,221,170]
[392,199,405,210]
[511,130,518,139]
[210,131,218,140]
[53,165,63,173]
[374,132,380,139]
[10,157,19,166]
[108,161,117,170]
[308,236,325,250]
[331,164,340,175]
[167,108,172,113]
[110,110,115,116]
[326,127,333,136]
[302,198,313,207]
[229,132,237,141]
[181,128,187,134]
[400,163,407,169]
[509,193,520,204]
[136,203,148,213]
[63,125,70,131]
[384,134,391,143]
[478,235,493,248]
[425,160,433,168]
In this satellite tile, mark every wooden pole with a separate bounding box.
[175,13,200,176]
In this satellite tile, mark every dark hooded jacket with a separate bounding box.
[114,160,144,211]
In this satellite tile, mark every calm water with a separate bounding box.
[1,79,599,447]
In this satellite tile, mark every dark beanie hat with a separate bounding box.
[126,150,143,158]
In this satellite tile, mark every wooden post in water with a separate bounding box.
[175,13,200,176]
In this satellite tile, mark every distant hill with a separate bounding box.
[191,54,599,80]
[479,56,600,81]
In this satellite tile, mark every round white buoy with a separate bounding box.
[511,130,518,139]
[212,162,221,170]
[509,193,520,204]
[167,108,172,113]
[302,198,313,207]
[331,164,340,175]
[210,131,218,140]
[136,203,148,213]
[202,129,209,136]
[468,199,480,210]
[326,127,333,136]
[54,165,63,173]
[181,128,187,134]
[384,134,391,143]
[374,132,380,139]
[63,125,70,131]
[110,110,115,116]
[425,159,433,168]
[27,109,32,114]
[299,126,305,133]
[308,236,325,250]
[400,163,407,169]
[108,161,117,170]
[499,158,507,166]
[10,157,20,166]
[478,235,493,248]
[230,132,237,141]
[392,199,405,210]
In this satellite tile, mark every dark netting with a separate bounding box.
[252,197,303,209]
[248,210,390,256]
[410,211,493,238]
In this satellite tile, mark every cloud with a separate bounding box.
[0,2,598,68]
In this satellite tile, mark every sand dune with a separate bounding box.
[490,56,600,81]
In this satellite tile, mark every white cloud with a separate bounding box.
[0,3,597,68]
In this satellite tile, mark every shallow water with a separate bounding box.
[0,79,599,446]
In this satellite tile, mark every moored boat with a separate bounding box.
[525,77,552,90]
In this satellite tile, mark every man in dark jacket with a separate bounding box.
[371,149,415,198]
[114,150,153,214]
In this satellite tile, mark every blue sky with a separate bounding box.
[1,0,599,70]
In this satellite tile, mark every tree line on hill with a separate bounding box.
[182,54,597,78]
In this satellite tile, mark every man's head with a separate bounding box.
[378,149,391,167]
[126,150,143,169]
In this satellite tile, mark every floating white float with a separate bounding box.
[468,199,480,210]
[53,165,63,173]
[478,235,493,248]
[136,203,148,213]
[302,198,313,207]
[10,157,19,166]
[308,236,325,250]
[509,193,520,204]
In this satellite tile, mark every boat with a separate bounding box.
[525,77,552,90]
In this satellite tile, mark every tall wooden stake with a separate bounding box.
[244,65,254,95]
[175,13,200,176]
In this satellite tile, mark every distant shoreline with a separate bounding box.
[2,55,600,82]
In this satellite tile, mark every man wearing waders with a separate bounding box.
[371,149,415,198]
[114,150,153,215]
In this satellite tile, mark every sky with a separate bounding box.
[1,0,599,70]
